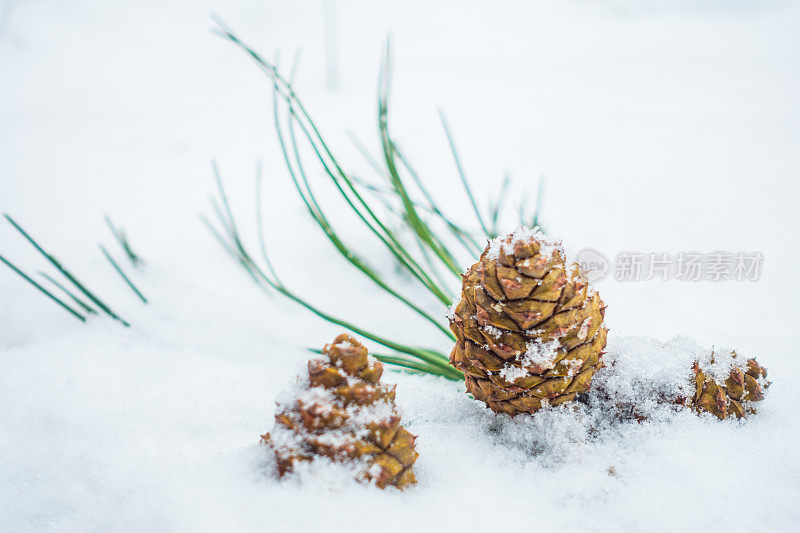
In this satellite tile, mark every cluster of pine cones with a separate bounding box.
[261,229,770,489]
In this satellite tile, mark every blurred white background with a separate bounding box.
[1,1,799,531]
[3,0,799,350]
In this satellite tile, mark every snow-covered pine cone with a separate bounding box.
[692,349,769,419]
[448,228,607,416]
[262,334,418,489]
[584,337,770,422]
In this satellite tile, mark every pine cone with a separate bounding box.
[262,334,418,489]
[692,349,770,419]
[448,229,607,416]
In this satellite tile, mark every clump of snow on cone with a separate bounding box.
[265,452,371,491]
[522,338,562,371]
[485,227,588,276]
[485,227,562,261]
[501,338,562,381]
[698,346,748,382]
[267,372,400,478]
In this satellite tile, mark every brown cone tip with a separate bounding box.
[448,228,608,416]
[262,334,418,489]
[691,349,770,420]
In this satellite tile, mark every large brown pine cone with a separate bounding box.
[262,334,418,489]
[448,229,607,416]
[692,349,770,420]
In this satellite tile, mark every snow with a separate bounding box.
[480,324,502,338]
[268,377,393,454]
[521,338,562,373]
[589,335,705,420]
[498,364,528,383]
[446,300,459,321]
[562,357,584,377]
[2,0,800,532]
[577,317,592,340]
[699,346,751,383]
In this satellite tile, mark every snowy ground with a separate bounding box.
[2,1,800,531]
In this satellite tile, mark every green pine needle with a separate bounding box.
[100,245,148,304]
[4,214,130,327]
[39,271,97,315]
[206,19,544,381]
[104,215,141,267]
[0,253,86,322]
[214,17,456,307]
[204,168,455,375]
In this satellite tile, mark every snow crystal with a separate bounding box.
[561,357,584,377]
[698,346,746,383]
[481,324,502,338]
[366,461,384,478]
[313,430,360,448]
[496,338,562,381]
[335,339,357,349]
[263,424,301,452]
[520,338,562,372]
[297,385,338,412]
[577,317,592,341]
[446,300,459,321]
[348,399,398,427]
[499,364,529,382]
[274,454,369,492]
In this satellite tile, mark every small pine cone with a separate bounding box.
[262,334,418,489]
[448,228,607,416]
[691,349,770,420]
